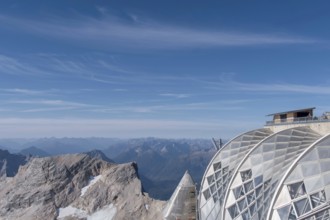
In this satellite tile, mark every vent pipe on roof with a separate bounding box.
[212,138,223,151]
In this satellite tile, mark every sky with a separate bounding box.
[0,0,330,138]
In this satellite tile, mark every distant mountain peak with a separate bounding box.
[19,146,49,157]
[83,149,114,163]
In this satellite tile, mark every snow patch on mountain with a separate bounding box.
[58,205,87,219]
[81,175,102,197]
[88,204,117,220]
[58,204,117,220]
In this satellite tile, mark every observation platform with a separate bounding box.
[264,107,330,135]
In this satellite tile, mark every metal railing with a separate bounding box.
[266,116,330,126]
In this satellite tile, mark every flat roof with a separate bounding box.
[267,107,315,116]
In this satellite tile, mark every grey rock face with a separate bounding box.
[0,154,165,220]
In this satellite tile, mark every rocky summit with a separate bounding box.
[0,154,165,220]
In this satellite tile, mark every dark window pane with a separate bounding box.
[264,178,272,189]
[249,202,256,215]
[210,184,216,194]
[207,175,215,185]
[233,186,244,199]
[254,175,263,187]
[228,204,239,219]
[223,166,229,174]
[289,205,297,220]
[244,180,254,193]
[310,190,326,208]
[213,162,221,171]
[255,185,263,198]
[203,189,211,200]
[247,191,255,205]
[294,198,311,216]
[241,169,252,182]
[315,209,329,220]
[238,198,247,212]
[215,170,222,179]
[242,210,250,220]
[277,204,291,219]
[287,181,306,199]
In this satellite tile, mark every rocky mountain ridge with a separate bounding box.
[0,153,165,220]
[0,137,215,201]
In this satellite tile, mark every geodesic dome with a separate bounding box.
[199,126,330,220]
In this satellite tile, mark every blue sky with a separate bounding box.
[0,0,330,138]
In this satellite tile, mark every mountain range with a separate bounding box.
[111,138,215,199]
[0,137,217,200]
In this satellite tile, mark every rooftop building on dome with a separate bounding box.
[197,107,330,220]
[266,107,315,125]
[265,107,330,135]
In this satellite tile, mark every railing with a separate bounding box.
[266,116,330,126]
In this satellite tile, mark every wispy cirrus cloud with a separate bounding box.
[34,55,156,85]
[159,93,190,98]
[0,55,51,76]
[9,99,96,108]
[0,53,143,85]
[232,82,330,95]
[0,14,317,51]
[88,100,248,114]
[0,88,50,95]
[7,99,98,113]
[1,88,40,95]
[113,88,129,92]
[0,53,195,88]
[203,74,330,95]
[20,107,76,113]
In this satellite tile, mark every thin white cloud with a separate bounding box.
[160,93,190,98]
[20,107,76,113]
[0,14,316,50]
[0,118,259,138]
[0,88,48,95]
[234,82,330,95]
[113,88,128,92]
[204,75,330,95]
[97,60,136,75]
[9,99,95,108]
[89,100,247,114]
[37,55,151,85]
[0,55,51,76]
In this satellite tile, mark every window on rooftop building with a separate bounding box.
[280,114,287,120]
[297,112,310,118]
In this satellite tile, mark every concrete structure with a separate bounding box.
[164,171,197,220]
[198,108,330,220]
